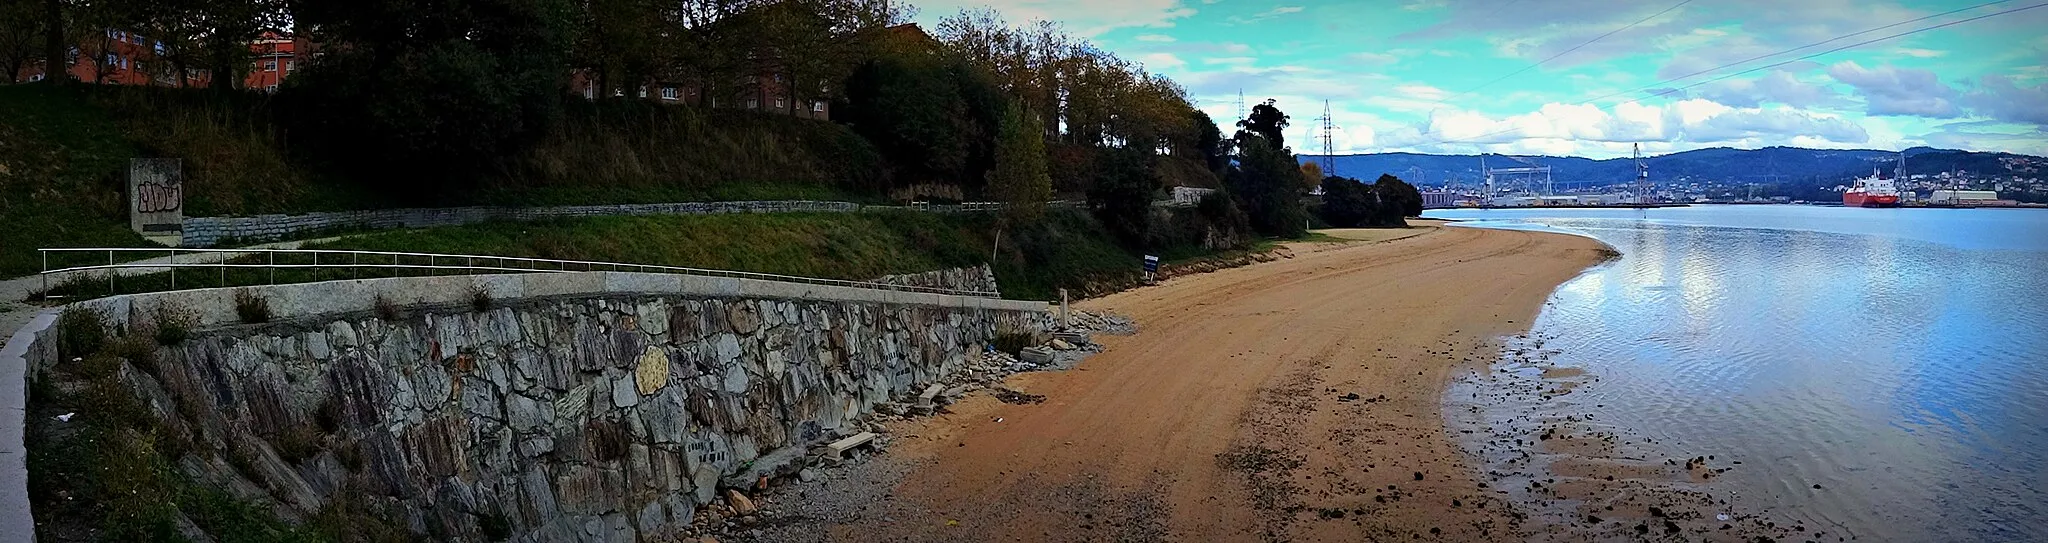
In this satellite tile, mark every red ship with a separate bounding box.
[1843,170,1901,207]
[1844,153,1904,208]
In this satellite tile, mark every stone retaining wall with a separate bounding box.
[13,272,1050,541]
[874,264,999,297]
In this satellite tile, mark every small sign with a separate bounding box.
[129,158,183,241]
[1142,255,1160,283]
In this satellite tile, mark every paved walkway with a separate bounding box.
[0,237,338,543]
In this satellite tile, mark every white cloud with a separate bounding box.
[1894,48,1946,58]
[1827,61,1963,118]
[1231,5,1304,23]
[1961,75,2048,125]
[1363,99,1869,157]
[1698,70,1843,109]
[1138,53,1187,70]
[1349,52,1399,65]
[1135,34,1176,42]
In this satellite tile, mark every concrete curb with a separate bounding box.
[0,309,56,543]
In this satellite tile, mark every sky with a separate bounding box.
[905,0,2048,159]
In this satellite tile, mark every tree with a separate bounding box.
[1299,161,1323,190]
[283,0,573,189]
[1229,136,1307,238]
[1369,174,1422,225]
[1192,109,1227,173]
[1320,174,1421,228]
[1088,146,1154,248]
[40,0,60,85]
[987,100,1051,258]
[840,53,1000,191]
[988,101,1051,220]
[1235,98,1288,149]
[0,0,40,82]
[1318,176,1371,228]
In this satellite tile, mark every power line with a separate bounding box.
[1418,0,2045,147]
[1456,0,1694,98]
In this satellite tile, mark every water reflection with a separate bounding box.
[1427,206,2048,541]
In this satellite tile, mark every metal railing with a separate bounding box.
[37,247,1001,298]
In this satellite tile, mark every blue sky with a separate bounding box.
[907,0,2048,158]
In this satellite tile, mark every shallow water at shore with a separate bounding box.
[1429,206,2048,541]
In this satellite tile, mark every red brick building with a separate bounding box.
[16,29,311,92]
[567,22,939,123]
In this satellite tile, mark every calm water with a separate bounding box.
[1426,205,2048,541]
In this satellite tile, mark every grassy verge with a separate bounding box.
[33,209,1176,303]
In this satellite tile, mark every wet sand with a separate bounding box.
[791,226,1612,541]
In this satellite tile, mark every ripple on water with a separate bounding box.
[1434,207,2048,542]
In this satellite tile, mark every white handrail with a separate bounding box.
[37,247,1000,298]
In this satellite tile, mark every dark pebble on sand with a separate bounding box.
[1414,472,1424,480]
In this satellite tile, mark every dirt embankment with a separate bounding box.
[774,225,1611,541]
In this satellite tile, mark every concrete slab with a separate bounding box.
[824,432,878,458]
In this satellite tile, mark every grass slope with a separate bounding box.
[310,209,1144,301]
[0,85,158,277]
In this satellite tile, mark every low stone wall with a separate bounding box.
[14,272,1050,541]
[874,264,999,297]
[180,201,863,247]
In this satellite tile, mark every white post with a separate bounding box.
[1060,288,1069,328]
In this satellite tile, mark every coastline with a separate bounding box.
[756,224,1612,541]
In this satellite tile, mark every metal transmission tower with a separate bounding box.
[1634,143,1652,204]
[1317,100,1337,178]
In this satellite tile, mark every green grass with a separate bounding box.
[36,209,1179,303]
[0,84,160,278]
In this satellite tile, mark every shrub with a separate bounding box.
[272,425,323,465]
[374,294,404,321]
[233,289,272,324]
[57,307,109,359]
[468,284,494,312]
[150,304,195,346]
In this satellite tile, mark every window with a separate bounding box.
[811,101,825,112]
[661,87,677,100]
[746,75,759,84]
[583,85,595,99]
[773,74,783,83]
[264,84,277,93]
[637,88,647,98]
[285,61,295,73]
[746,99,759,109]
[775,98,786,110]
[264,60,276,72]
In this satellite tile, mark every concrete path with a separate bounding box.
[0,236,338,543]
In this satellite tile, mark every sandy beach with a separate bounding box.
[754,224,1611,541]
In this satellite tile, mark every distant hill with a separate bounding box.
[1301,146,2047,192]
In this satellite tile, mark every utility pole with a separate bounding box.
[1634,143,1651,205]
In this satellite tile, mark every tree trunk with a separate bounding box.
[40,0,61,85]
